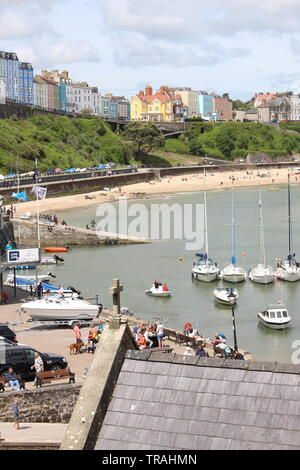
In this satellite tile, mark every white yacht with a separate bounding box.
[258,303,291,330]
[192,170,220,283]
[20,295,100,321]
[220,180,246,284]
[249,190,275,285]
[192,254,220,282]
[213,288,238,306]
[276,174,300,282]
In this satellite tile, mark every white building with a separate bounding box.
[33,76,48,109]
[0,77,6,104]
[290,94,300,121]
[66,82,101,115]
[172,87,200,118]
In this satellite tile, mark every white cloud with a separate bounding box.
[0,11,53,39]
[113,33,249,68]
[17,40,100,66]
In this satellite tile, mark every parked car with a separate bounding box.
[0,324,17,343]
[0,336,26,347]
[0,345,68,380]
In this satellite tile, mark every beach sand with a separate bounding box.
[9,167,298,216]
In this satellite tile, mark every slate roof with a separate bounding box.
[95,351,300,450]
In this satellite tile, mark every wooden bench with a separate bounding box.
[175,332,196,347]
[163,328,178,341]
[0,375,25,392]
[36,368,75,387]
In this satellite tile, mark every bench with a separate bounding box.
[0,375,26,392]
[175,332,196,347]
[163,328,178,341]
[36,368,75,387]
[146,346,174,354]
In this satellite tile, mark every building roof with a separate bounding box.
[95,351,300,450]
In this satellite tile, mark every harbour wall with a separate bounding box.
[11,219,149,247]
[0,384,81,423]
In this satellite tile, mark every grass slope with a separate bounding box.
[163,122,300,160]
[0,115,129,174]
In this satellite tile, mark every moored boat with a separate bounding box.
[146,282,171,297]
[213,287,238,306]
[257,303,291,330]
[44,247,69,253]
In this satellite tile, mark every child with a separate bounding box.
[12,397,20,430]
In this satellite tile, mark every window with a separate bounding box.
[24,349,36,362]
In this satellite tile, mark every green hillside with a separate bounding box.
[0,115,130,174]
[164,122,300,160]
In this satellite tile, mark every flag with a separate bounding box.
[11,191,27,202]
[32,186,47,200]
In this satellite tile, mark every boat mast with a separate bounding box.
[231,177,236,265]
[288,173,292,257]
[259,188,266,266]
[204,168,209,261]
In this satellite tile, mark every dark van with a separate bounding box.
[0,346,68,380]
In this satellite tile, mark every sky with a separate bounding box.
[1,0,300,101]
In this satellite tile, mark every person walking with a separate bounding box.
[31,352,44,387]
[12,397,20,430]
[156,321,164,348]
[37,282,43,299]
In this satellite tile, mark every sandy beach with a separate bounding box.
[9,166,298,217]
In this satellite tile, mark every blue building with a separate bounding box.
[108,101,118,119]
[198,93,215,121]
[60,81,67,113]
[19,62,34,105]
[0,51,34,105]
[0,51,19,102]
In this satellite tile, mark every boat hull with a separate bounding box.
[249,273,275,285]
[146,290,171,297]
[44,247,68,253]
[257,314,291,330]
[221,273,246,283]
[276,269,300,282]
[192,270,219,283]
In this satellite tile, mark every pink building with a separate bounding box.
[213,96,233,121]
[254,93,276,108]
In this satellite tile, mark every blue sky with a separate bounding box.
[1,0,300,100]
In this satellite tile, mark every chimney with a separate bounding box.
[145,85,153,96]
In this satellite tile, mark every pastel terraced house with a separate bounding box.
[130,85,187,122]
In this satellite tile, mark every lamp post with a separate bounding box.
[228,290,238,352]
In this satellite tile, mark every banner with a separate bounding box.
[32,186,47,200]
[11,191,27,202]
[7,248,40,264]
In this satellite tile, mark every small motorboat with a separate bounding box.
[146,283,171,297]
[41,255,64,265]
[213,288,238,306]
[258,303,291,330]
[44,247,69,253]
[20,295,99,321]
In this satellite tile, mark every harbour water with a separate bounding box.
[52,185,300,363]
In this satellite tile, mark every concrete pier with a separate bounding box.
[11,219,149,247]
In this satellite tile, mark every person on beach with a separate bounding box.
[6,368,20,392]
[31,352,44,387]
[12,397,20,430]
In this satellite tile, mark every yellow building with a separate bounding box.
[130,85,186,122]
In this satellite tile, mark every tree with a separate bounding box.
[216,132,235,158]
[124,122,165,161]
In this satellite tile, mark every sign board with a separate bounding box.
[6,248,41,265]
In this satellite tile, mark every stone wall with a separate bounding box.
[11,219,149,247]
[0,384,81,423]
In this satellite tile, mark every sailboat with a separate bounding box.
[192,171,220,282]
[276,174,300,282]
[220,180,246,283]
[249,189,275,284]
